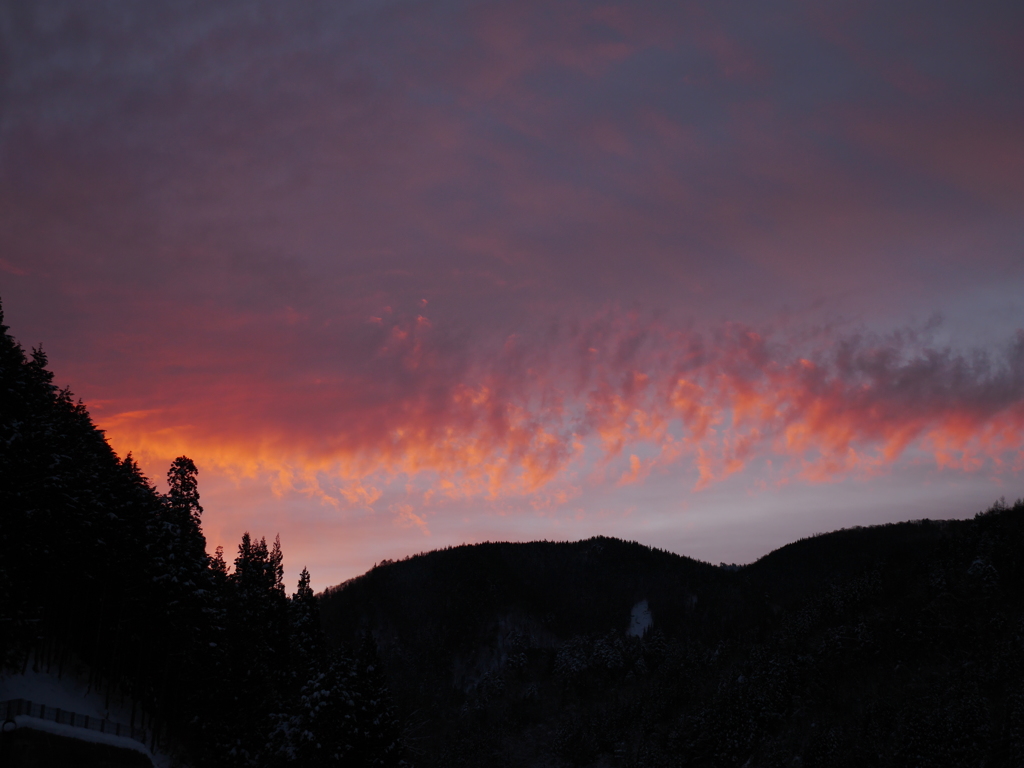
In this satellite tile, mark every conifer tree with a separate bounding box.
[161,456,209,573]
[210,545,229,586]
[167,455,204,527]
[266,534,291,683]
[0,305,44,663]
[1,300,410,765]
[290,567,323,683]
[210,532,294,762]
[0,299,168,721]
[266,567,333,766]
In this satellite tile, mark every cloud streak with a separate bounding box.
[2,0,1023,582]
[94,310,1024,510]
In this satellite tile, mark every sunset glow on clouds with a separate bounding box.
[2,0,1023,587]
[98,313,1024,494]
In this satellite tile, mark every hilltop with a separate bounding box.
[321,505,1024,767]
[4,298,1023,767]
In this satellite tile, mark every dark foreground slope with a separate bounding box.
[0,730,153,768]
[321,501,1024,768]
[0,304,402,767]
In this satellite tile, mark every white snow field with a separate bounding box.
[0,663,175,767]
[628,599,653,637]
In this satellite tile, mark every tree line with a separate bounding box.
[0,302,402,766]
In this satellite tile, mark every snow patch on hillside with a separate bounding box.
[628,600,652,637]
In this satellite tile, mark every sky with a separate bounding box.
[2,0,1023,591]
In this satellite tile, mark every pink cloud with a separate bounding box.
[81,306,1024,515]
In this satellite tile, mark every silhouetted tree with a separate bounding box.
[289,567,323,683]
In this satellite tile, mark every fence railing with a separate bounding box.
[0,698,148,745]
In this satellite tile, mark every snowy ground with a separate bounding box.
[9,714,157,757]
[0,663,177,768]
[628,600,653,637]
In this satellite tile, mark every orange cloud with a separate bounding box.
[92,311,1024,511]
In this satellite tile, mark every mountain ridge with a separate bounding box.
[320,503,1024,767]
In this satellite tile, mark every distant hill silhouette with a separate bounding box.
[4,297,1023,767]
[321,504,1024,767]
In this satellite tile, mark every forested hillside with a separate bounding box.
[5,297,1024,768]
[322,505,1024,767]
[0,303,402,767]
